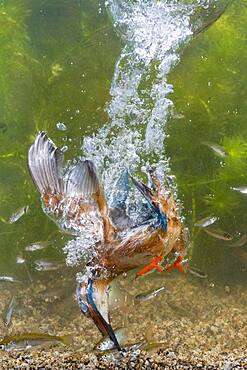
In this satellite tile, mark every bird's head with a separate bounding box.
[76,277,122,351]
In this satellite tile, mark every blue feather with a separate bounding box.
[86,279,122,351]
[155,207,167,230]
[76,284,89,315]
[130,175,167,230]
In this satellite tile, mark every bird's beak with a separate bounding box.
[77,279,122,351]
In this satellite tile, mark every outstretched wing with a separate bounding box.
[28,132,115,240]
[65,160,99,198]
[28,131,64,195]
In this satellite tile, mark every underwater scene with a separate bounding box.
[0,0,246,368]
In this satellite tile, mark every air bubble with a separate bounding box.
[56,122,67,131]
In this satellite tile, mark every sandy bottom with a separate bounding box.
[0,270,246,369]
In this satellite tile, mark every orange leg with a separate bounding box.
[164,255,185,273]
[137,255,164,277]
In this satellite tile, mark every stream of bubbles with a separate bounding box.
[64,0,230,266]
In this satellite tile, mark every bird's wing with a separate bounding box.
[28,132,115,240]
[66,158,116,241]
[64,159,100,198]
[28,131,64,195]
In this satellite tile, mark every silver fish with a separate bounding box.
[135,286,166,303]
[204,227,233,241]
[202,142,228,158]
[16,255,25,264]
[95,340,164,357]
[94,327,128,352]
[0,332,72,351]
[229,234,247,248]
[8,206,29,224]
[3,296,15,328]
[25,241,51,252]
[142,341,166,353]
[194,215,218,228]
[231,186,247,195]
[34,260,63,271]
[172,113,185,120]
[0,276,22,283]
[187,266,207,279]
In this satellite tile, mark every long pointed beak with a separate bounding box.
[77,280,122,351]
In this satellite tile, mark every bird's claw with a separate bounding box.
[163,255,185,273]
[136,254,185,277]
[136,255,164,277]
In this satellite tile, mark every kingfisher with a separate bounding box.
[28,132,187,351]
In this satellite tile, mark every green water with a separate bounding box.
[167,1,247,280]
[0,0,246,286]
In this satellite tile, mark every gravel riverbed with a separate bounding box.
[0,271,246,369]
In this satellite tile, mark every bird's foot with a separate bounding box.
[136,255,185,278]
[164,255,185,273]
[136,255,164,277]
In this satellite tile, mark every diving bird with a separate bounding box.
[28,132,187,351]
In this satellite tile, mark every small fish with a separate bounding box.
[202,142,228,158]
[229,234,247,248]
[167,301,194,318]
[56,122,67,131]
[95,341,145,357]
[135,286,166,303]
[94,327,128,352]
[204,227,233,241]
[8,206,29,224]
[34,260,63,271]
[142,341,166,353]
[187,266,207,279]
[95,340,164,357]
[16,255,25,264]
[0,332,72,351]
[0,276,22,283]
[194,215,218,228]
[172,113,185,120]
[25,241,51,252]
[231,186,247,195]
[3,296,15,328]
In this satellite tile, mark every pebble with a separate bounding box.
[0,275,246,369]
[223,362,235,370]
[167,351,177,359]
